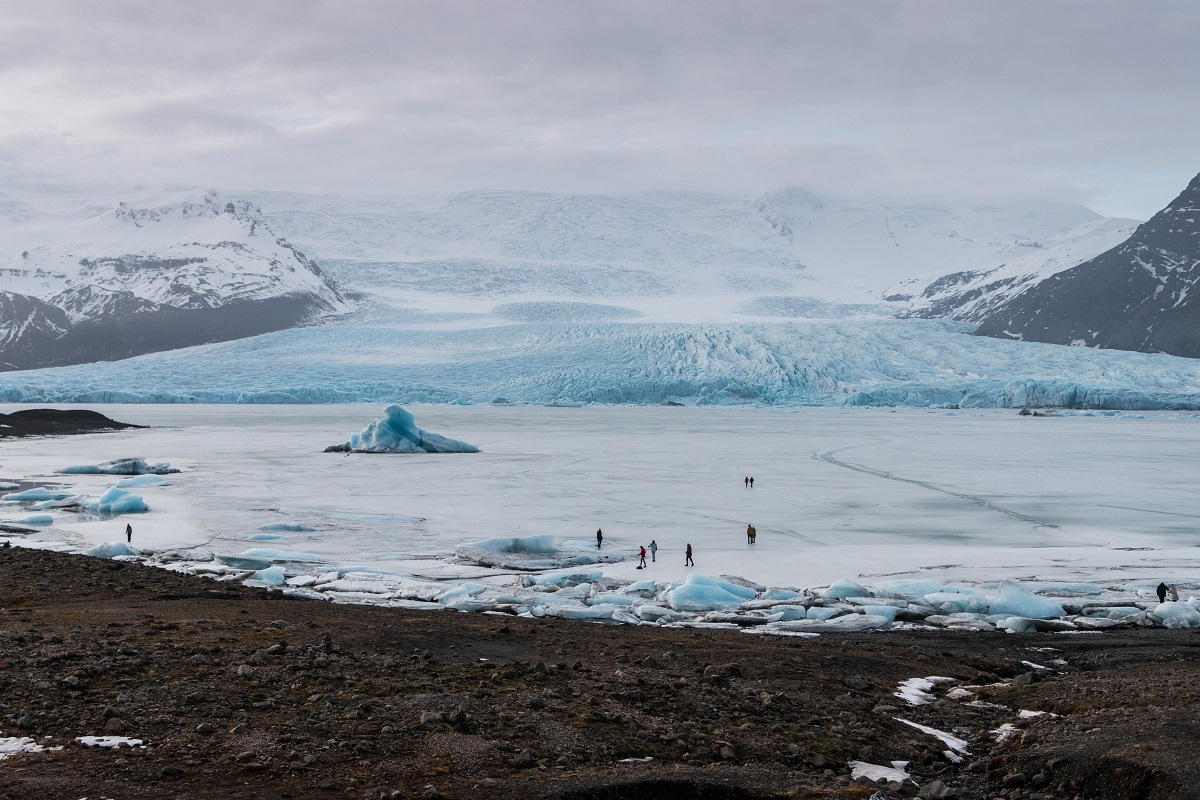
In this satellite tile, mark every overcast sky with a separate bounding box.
[1,1,1197,217]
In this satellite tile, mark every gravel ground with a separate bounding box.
[0,547,1195,800]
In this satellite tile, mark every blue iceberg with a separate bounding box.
[332,405,479,453]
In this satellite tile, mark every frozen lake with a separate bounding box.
[2,404,1197,592]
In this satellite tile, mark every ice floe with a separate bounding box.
[76,736,145,748]
[327,405,479,453]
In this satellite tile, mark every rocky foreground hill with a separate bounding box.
[0,548,1194,800]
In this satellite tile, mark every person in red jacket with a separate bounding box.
[637,545,647,568]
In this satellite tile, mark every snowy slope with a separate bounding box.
[0,189,350,369]
[885,217,1140,322]
[250,188,1120,311]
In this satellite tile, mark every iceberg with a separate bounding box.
[330,405,479,453]
[257,522,316,532]
[3,488,75,502]
[61,459,178,475]
[91,487,148,515]
[112,474,168,489]
[13,514,53,525]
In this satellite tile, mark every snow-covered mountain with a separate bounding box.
[972,172,1200,357]
[884,216,1140,322]
[0,189,349,370]
[249,188,1122,314]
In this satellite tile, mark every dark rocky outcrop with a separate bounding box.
[974,173,1200,357]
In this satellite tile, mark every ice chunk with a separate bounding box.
[781,613,892,632]
[635,604,683,622]
[863,605,899,622]
[872,580,976,597]
[241,548,323,563]
[112,474,168,488]
[666,574,758,612]
[92,487,148,514]
[215,553,274,570]
[1150,601,1200,629]
[336,405,479,453]
[2,488,74,502]
[821,578,870,599]
[775,605,808,620]
[667,583,745,612]
[13,514,53,525]
[805,606,844,621]
[988,585,1065,619]
[61,459,178,475]
[682,574,758,599]
[760,588,802,601]
[0,736,54,759]
[924,592,989,614]
[85,541,139,559]
[257,522,316,532]
[248,533,284,542]
[249,566,287,585]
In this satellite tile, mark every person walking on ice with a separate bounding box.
[1157,582,1168,603]
[749,476,754,488]
[125,523,132,544]
[746,523,756,544]
[637,545,647,569]
[685,543,694,567]
[649,540,657,562]
[596,528,603,549]
[744,476,749,488]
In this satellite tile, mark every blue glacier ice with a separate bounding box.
[85,541,139,559]
[987,585,1066,619]
[90,487,148,515]
[3,488,75,502]
[2,316,1200,408]
[341,405,479,453]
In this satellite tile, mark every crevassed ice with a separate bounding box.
[2,318,1200,408]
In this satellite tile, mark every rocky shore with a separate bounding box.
[0,408,140,439]
[0,548,1196,800]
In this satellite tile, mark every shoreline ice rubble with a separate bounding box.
[325,405,479,454]
[70,534,1200,635]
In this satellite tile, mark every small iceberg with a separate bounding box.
[61,458,179,476]
[2,488,75,502]
[325,405,479,454]
[85,541,139,559]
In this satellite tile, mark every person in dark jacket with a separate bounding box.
[685,543,694,567]
[1157,582,1168,603]
[596,528,603,549]
[126,523,133,543]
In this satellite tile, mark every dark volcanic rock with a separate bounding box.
[0,408,141,438]
[974,172,1200,357]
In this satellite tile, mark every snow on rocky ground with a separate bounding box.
[0,404,1197,635]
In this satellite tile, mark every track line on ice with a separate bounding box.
[1097,504,1200,519]
[815,445,1062,531]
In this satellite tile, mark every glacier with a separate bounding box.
[1,315,1200,409]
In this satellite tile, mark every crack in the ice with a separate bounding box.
[815,444,1061,531]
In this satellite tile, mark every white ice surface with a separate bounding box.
[1,404,1199,595]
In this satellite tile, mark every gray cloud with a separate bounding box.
[0,0,1197,216]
